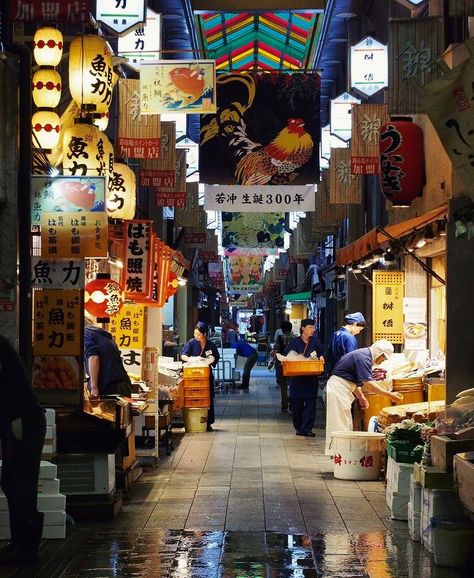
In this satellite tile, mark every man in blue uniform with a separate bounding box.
[235,339,258,390]
[284,319,325,437]
[325,339,403,454]
[325,312,366,374]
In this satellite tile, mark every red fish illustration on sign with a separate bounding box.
[60,181,96,209]
[166,66,205,109]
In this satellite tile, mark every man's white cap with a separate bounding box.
[370,339,394,360]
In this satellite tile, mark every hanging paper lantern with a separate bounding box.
[93,111,109,131]
[32,69,62,108]
[69,35,113,111]
[33,27,63,66]
[106,162,136,220]
[101,133,115,179]
[63,122,103,176]
[166,271,179,300]
[379,118,424,207]
[84,277,124,319]
[32,110,61,150]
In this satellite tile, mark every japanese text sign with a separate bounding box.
[40,212,108,258]
[32,258,84,289]
[330,92,361,142]
[329,148,362,204]
[118,79,161,159]
[140,60,216,114]
[108,303,145,350]
[117,8,161,70]
[31,176,106,225]
[122,220,152,300]
[95,0,146,35]
[351,36,388,97]
[351,104,390,175]
[373,270,404,344]
[33,289,82,355]
[11,0,93,22]
[204,185,316,213]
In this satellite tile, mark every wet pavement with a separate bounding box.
[1,372,472,577]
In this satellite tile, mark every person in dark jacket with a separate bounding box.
[84,323,132,398]
[325,312,366,374]
[283,319,325,437]
[272,321,294,411]
[235,339,258,390]
[0,334,47,566]
[181,322,220,431]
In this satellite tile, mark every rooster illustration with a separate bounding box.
[231,118,313,185]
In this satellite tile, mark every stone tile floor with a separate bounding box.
[1,374,472,577]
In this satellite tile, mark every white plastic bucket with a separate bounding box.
[431,517,474,568]
[330,431,385,480]
[183,408,208,433]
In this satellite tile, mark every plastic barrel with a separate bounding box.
[330,431,385,480]
[183,408,208,433]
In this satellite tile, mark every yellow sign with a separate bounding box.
[40,211,108,258]
[108,303,146,350]
[372,270,404,344]
[33,289,82,355]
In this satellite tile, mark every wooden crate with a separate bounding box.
[431,434,474,472]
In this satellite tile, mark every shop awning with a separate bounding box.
[282,291,312,302]
[336,204,448,266]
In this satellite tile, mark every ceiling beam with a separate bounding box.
[192,1,325,12]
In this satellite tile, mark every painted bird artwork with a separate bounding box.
[163,65,208,110]
[230,117,314,185]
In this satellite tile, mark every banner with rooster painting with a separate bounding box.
[222,212,287,255]
[200,73,320,185]
[140,60,216,114]
[225,255,265,294]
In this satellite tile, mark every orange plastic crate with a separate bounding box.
[183,396,210,408]
[184,387,209,398]
[183,365,210,378]
[282,360,324,377]
[183,377,209,389]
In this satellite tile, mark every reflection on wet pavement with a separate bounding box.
[18,528,470,578]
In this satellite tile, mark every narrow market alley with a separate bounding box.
[2,371,468,578]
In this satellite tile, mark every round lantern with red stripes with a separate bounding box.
[84,275,124,320]
[379,117,424,207]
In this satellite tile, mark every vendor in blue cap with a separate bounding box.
[325,312,367,375]
[181,322,220,431]
[283,319,325,437]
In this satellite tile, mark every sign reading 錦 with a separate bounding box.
[117,8,161,70]
[351,104,390,175]
[373,270,404,344]
[95,0,146,35]
[204,185,315,212]
[351,37,388,97]
[32,258,84,289]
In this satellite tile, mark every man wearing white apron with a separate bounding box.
[325,339,403,455]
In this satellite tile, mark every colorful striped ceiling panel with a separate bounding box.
[196,11,323,72]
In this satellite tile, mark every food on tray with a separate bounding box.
[33,356,80,389]
[404,322,426,338]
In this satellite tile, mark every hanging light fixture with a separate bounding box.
[33,27,63,66]
[84,275,125,320]
[32,110,61,150]
[106,162,137,220]
[63,121,102,176]
[32,69,62,108]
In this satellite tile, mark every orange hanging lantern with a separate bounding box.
[69,35,113,111]
[32,110,61,150]
[84,276,124,319]
[32,69,62,108]
[166,271,179,299]
[106,162,136,220]
[33,27,63,66]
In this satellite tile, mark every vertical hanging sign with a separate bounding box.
[122,220,152,300]
[95,0,146,35]
[373,270,404,344]
[351,104,390,175]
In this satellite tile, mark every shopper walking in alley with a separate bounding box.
[284,319,325,437]
[325,312,367,374]
[182,322,220,431]
[325,339,403,454]
[271,321,295,411]
[0,334,47,566]
[235,338,259,390]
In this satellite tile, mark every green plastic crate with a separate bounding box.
[387,440,423,464]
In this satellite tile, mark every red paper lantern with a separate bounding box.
[166,271,179,300]
[379,118,424,207]
[84,277,124,319]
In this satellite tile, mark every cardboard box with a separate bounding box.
[431,433,474,472]
[454,451,474,514]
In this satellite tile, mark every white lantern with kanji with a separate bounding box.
[107,162,136,220]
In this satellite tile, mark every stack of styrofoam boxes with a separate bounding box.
[42,408,57,461]
[0,460,66,539]
[408,474,422,542]
[420,487,466,554]
[386,456,415,520]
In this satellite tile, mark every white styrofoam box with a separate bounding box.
[389,490,410,520]
[410,474,422,513]
[408,503,421,542]
[0,527,9,540]
[38,478,60,495]
[421,513,433,553]
[0,494,65,512]
[421,488,466,520]
[0,510,66,528]
[45,425,57,439]
[0,460,57,480]
[42,525,66,539]
[45,408,56,426]
[387,457,414,494]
